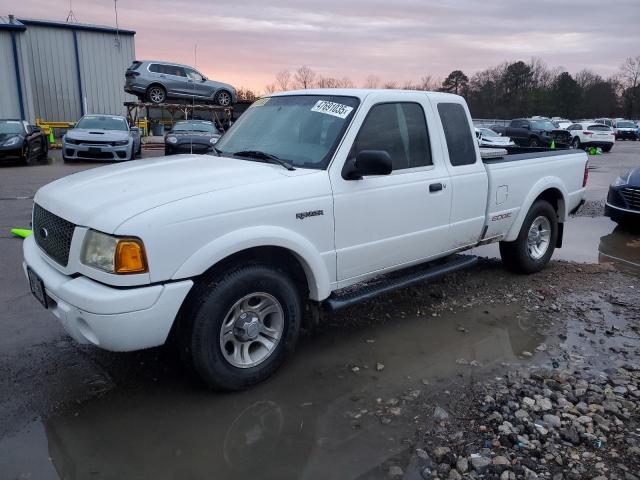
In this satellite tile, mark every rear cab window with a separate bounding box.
[437,103,477,167]
[351,102,432,171]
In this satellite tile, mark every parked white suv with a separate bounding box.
[24,90,588,389]
[566,122,615,152]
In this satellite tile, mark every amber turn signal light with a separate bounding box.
[115,240,148,274]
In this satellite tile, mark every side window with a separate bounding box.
[148,64,161,73]
[437,103,477,167]
[185,68,203,81]
[352,102,432,171]
[162,65,186,77]
[511,120,522,128]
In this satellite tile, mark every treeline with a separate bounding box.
[239,55,640,119]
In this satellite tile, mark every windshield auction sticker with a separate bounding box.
[310,100,354,119]
[250,97,270,108]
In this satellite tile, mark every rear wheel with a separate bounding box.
[147,85,166,104]
[571,137,581,149]
[214,90,232,106]
[602,145,612,152]
[529,137,540,148]
[499,200,558,274]
[177,264,302,390]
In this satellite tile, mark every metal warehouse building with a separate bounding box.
[0,15,136,123]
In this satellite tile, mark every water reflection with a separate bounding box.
[42,304,542,480]
[598,226,640,275]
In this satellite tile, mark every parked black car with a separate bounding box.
[605,166,640,228]
[613,120,638,141]
[0,119,48,164]
[492,118,572,148]
[164,120,221,155]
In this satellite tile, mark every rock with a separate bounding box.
[448,470,462,480]
[523,466,539,480]
[492,455,510,466]
[543,414,561,428]
[521,351,533,357]
[469,455,491,474]
[576,415,592,425]
[560,427,580,445]
[501,471,516,480]
[376,363,385,372]
[433,446,453,465]
[388,465,403,477]
[456,457,468,473]
[536,397,553,411]
[433,406,450,421]
[522,397,535,407]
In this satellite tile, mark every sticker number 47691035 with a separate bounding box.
[310,100,354,119]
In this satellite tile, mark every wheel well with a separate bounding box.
[535,188,565,247]
[146,83,165,94]
[200,246,310,298]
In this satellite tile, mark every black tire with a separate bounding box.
[529,137,540,148]
[38,139,48,161]
[214,90,232,107]
[571,137,581,149]
[602,145,612,152]
[177,264,302,390]
[21,145,30,165]
[146,85,166,104]
[499,200,558,274]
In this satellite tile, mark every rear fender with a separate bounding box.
[503,178,568,242]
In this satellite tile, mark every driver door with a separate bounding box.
[330,93,452,285]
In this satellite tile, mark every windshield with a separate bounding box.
[617,121,636,128]
[76,115,128,131]
[215,95,360,169]
[480,128,499,137]
[531,120,556,130]
[0,121,25,135]
[172,122,215,133]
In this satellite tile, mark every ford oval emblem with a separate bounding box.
[40,227,49,239]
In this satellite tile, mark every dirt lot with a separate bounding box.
[0,144,638,479]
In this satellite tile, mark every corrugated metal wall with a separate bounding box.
[76,31,136,116]
[22,25,82,121]
[19,24,135,122]
[0,31,22,119]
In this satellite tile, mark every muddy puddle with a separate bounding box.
[473,216,640,275]
[0,303,545,480]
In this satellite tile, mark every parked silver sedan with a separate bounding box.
[62,115,141,162]
[125,60,237,107]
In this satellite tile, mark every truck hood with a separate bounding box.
[35,155,308,233]
[65,129,131,142]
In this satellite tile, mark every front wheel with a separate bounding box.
[177,264,302,390]
[529,137,540,148]
[147,85,166,104]
[499,200,558,274]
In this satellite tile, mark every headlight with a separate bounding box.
[81,230,148,274]
[611,172,630,187]
[167,136,177,144]
[209,137,219,144]
[3,136,20,146]
[113,140,129,146]
[65,138,78,145]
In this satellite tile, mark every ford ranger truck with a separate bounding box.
[23,90,588,390]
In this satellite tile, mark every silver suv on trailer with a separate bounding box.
[125,60,237,107]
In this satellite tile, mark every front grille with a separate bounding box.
[77,151,115,159]
[621,187,640,211]
[33,204,75,266]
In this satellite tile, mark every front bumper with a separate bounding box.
[22,235,193,351]
[63,141,132,161]
[0,145,23,160]
[615,131,637,140]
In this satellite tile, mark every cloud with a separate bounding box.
[10,0,640,91]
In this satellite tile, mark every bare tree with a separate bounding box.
[294,65,317,89]
[316,76,339,88]
[337,76,354,88]
[263,83,277,94]
[620,55,640,89]
[236,87,258,101]
[275,69,291,91]
[382,80,399,89]
[363,74,380,89]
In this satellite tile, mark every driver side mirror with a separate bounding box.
[29,125,41,134]
[342,150,392,180]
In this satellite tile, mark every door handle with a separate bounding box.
[429,183,443,192]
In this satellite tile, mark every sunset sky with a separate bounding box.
[8,0,640,93]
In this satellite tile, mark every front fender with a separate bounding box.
[504,177,568,242]
[171,226,332,301]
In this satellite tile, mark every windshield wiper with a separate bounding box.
[232,150,295,171]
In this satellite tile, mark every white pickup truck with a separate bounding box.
[23,89,588,389]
